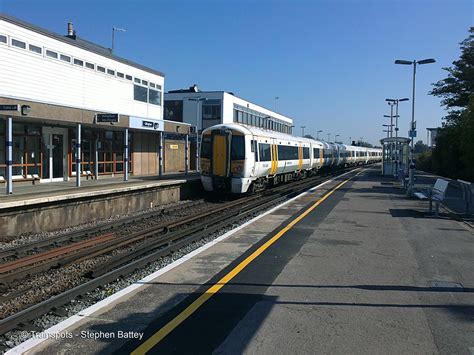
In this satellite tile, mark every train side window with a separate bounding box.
[231,136,245,160]
[313,148,320,157]
[251,139,258,161]
[303,147,310,159]
[259,143,271,162]
[201,136,211,159]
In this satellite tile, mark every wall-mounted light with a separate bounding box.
[21,105,31,116]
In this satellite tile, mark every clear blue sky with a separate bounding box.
[1,0,472,145]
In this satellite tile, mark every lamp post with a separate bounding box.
[386,97,409,177]
[327,133,331,142]
[111,27,126,53]
[395,58,436,193]
[317,130,323,140]
[187,97,208,172]
[274,96,279,111]
[301,126,306,137]
[382,124,393,138]
[335,134,340,143]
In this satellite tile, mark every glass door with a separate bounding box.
[41,127,68,182]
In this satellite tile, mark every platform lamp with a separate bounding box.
[327,133,331,142]
[335,134,340,143]
[395,58,436,194]
[382,124,393,138]
[187,97,208,173]
[386,98,409,177]
[301,126,306,137]
[317,130,323,140]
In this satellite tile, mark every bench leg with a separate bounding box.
[435,202,439,217]
[429,199,433,213]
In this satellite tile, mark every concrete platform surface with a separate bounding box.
[0,172,200,209]
[10,167,473,355]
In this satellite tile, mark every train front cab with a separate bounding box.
[200,128,249,193]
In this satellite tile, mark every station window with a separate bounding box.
[60,54,71,62]
[73,58,84,66]
[142,80,148,86]
[28,44,42,54]
[107,69,115,76]
[85,62,95,70]
[134,85,148,103]
[46,49,58,59]
[0,35,6,44]
[97,66,106,73]
[156,84,162,90]
[164,100,183,122]
[117,72,124,78]
[134,78,141,84]
[150,82,155,88]
[125,74,132,81]
[148,88,161,106]
[11,38,26,49]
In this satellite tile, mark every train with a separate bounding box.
[200,123,382,193]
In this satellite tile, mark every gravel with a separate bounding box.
[0,210,257,352]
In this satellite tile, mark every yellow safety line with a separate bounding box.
[132,169,363,355]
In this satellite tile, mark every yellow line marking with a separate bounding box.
[132,169,363,355]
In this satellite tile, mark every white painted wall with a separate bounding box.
[0,19,164,119]
[164,91,293,131]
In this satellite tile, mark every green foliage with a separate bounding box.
[414,140,429,154]
[416,150,433,172]
[429,27,474,182]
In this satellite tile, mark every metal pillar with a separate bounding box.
[94,137,99,180]
[5,117,12,194]
[408,62,417,194]
[195,129,200,172]
[395,101,400,177]
[185,134,189,175]
[159,131,163,177]
[76,123,81,187]
[124,128,129,181]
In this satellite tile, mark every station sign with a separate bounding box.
[409,130,417,138]
[169,144,179,150]
[96,113,120,123]
[0,104,20,112]
[129,116,164,132]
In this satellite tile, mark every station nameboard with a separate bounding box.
[0,104,20,112]
[96,113,120,123]
[129,116,164,132]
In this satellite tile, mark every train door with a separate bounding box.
[211,130,230,177]
[270,139,278,176]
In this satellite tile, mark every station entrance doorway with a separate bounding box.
[41,127,68,182]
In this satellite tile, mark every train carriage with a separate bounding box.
[200,123,381,194]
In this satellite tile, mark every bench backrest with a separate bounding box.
[458,179,473,200]
[433,178,449,198]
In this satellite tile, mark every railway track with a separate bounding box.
[0,167,362,338]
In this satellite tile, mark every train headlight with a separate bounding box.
[231,161,244,177]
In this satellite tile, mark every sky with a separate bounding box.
[1,0,472,145]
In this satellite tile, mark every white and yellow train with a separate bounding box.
[200,124,382,193]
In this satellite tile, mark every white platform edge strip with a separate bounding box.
[6,169,358,355]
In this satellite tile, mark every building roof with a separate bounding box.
[0,12,165,78]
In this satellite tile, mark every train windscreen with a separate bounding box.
[231,136,245,160]
[201,135,211,159]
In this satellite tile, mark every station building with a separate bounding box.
[164,85,294,134]
[0,13,191,188]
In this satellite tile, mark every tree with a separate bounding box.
[413,140,429,154]
[429,27,474,181]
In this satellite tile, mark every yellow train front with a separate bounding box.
[200,124,250,193]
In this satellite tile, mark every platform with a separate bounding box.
[0,172,201,238]
[8,167,474,354]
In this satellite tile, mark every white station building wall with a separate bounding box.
[0,19,164,119]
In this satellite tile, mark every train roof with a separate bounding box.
[202,124,381,151]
